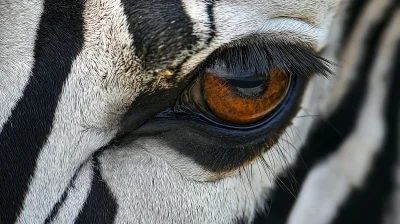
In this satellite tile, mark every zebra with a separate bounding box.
[0,0,398,223]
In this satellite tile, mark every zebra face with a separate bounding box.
[0,0,346,223]
[102,0,340,181]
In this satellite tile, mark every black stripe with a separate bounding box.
[75,155,118,224]
[121,0,198,70]
[206,1,216,45]
[0,1,84,223]
[332,41,400,224]
[44,163,86,224]
[116,0,218,137]
[252,1,397,223]
[337,0,371,56]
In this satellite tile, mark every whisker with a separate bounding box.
[280,135,308,170]
[259,155,297,198]
[275,143,298,194]
[294,114,321,118]
[301,107,342,137]
[243,165,257,200]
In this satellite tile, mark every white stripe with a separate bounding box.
[53,160,93,224]
[0,0,44,130]
[99,145,272,224]
[181,0,211,46]
[383,10,400,224]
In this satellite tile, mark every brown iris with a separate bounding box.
[202,68,290,124]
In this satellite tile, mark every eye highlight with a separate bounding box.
[202,68,290,124]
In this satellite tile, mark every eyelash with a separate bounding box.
[198,39,334,79]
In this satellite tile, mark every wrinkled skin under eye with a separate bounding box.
[202,68,290,124]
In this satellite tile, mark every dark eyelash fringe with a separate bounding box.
[200,38,336,79]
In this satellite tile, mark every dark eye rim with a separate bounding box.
[117,74,309,173]
[172,72,296,130]
[152,69,308,140]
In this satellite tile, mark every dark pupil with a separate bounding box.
[226,79,265,88]
[226,78,267,97]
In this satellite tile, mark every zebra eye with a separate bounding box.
[200,68,291,124]
[180,65,292,126]
[157,41,333,131]
[169,40,335,129]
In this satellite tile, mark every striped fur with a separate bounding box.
[256,0,400,223]
[0,0,398,223]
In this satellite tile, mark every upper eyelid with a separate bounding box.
[250,18,324,48]
[213,17,325,48]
